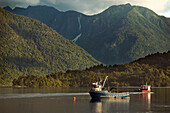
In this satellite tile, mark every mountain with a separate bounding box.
[0,7,100,85]
[4,4,170,64]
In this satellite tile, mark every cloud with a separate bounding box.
[128,0,169,13]
[0,0,40,8]
[41,0,170,17]
[0,0,169,17]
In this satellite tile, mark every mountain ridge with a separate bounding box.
[3,4,170,64]
[0,7,100,85]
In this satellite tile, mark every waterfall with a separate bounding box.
[72,15,82,42]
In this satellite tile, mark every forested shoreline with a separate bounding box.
[13,51,170,87]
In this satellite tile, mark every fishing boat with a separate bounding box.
[89,76,129,99]
[134,83,151,92]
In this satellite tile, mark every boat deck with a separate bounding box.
[129,92,154,95]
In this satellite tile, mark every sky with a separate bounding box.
[0,0,170,17]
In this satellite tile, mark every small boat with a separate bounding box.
[134,83,151,92]
[89,76,129,99]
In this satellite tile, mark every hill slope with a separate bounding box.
[4,4,170,64]
[0,7,100,85]
[132,51,170,69]
[13,51,170,87]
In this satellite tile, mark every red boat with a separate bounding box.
[134,84,151,92]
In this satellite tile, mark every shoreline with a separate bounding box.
[0,86,170,88]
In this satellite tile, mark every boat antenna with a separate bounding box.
[102,76,108,88]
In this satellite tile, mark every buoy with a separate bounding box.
[73,97,76,101]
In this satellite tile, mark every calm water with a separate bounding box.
[0,87,170,113]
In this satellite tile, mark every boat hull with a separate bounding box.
[134,90,151,92]
[89,91,129,99]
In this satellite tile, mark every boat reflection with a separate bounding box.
[129,93,152,112]
[90,98,130,113]
[142,93,151,111]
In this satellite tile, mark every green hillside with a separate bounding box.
[4,4,170,64]
[0,7,100,85]
[77,4,170,64]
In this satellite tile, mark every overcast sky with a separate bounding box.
[0,0,170,17]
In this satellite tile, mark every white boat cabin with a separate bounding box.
[141,85,151,91]
[91,82,103,91]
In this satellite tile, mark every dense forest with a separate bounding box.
[0,7,100,86]
[13,51,170,87]
[4,4,170,64]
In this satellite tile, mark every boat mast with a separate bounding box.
[102,76,108,88]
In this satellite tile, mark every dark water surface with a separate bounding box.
[0,87,170,113]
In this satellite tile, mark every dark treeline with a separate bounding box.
[13,51,170,87]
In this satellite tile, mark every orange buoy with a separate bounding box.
[73,97,76,101]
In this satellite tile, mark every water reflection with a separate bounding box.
[142,93,151,111]
[90,99,102,113]
[129,93,152,112]
[89,94,152,113]
[1,88,169,113]
[90,98,130,113]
